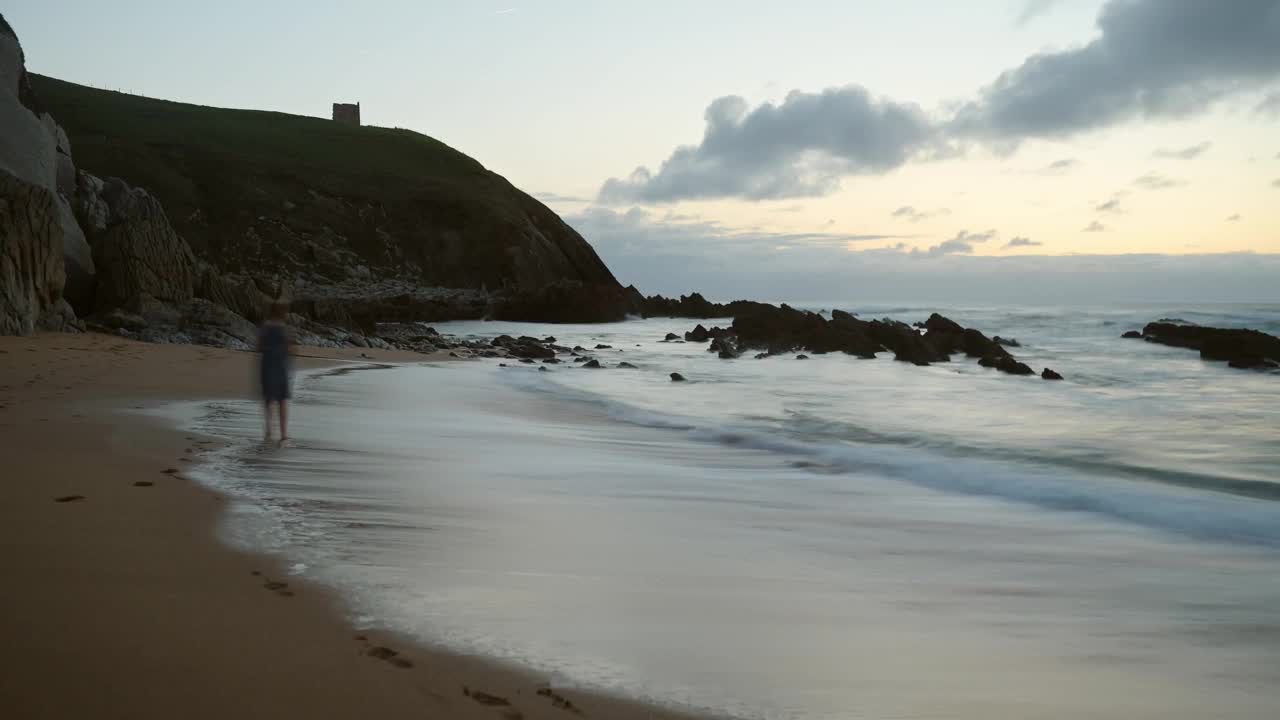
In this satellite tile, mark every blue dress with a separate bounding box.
[259,322,291,402]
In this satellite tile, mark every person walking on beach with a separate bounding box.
[258,300,293,446]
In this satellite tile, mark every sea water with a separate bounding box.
[183,303,1280,720]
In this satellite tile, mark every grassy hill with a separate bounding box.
[32,74,617,292]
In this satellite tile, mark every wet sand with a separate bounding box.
[0,332,713,720]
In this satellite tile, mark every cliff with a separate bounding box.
[29,74,619,297]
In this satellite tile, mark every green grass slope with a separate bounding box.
[32,74,617,291]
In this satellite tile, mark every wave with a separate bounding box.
[508,373,1280,549]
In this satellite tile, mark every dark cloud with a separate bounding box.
[1015,0,1064,27]
[1083,221,1108,233]
[1005,237,1043,248]
[953,0,1280,141]
[1152,141,1212,160]
[891,205,951,222]
[1227,213,1242,221]
[913,229,997,258]
[599,88,936,203]
[1134,173,1187,190]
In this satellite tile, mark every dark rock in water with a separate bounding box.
[582,359,601,368]
[573,356,589,363]
[670,372,686,382]
[519,358,534,364]
[709,336,741,359]
[498,362,507,367]
[923,313,1008,360]
[796,354,809,360]
[595,344,612,350]
[685,324,711,342]
[979,355,1035,375]
[1122,330,1143,339]
[1041,368,1064,380]
[506,339,555,359]
[542,357,561,364]
[542,336,556,343]
[494,281,636,323]
[641,292,727,319]
[754,352,769,359]
[572,345,586,352]
[1228,357,1280,370]
[1141,321,1280,370]
[617,361,637,369]
[538,366,549,372]
[663,332,680,341]
[993,336,1021,348]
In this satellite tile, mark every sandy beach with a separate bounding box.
[0,332,709,720]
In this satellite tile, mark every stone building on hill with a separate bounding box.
[332,102,360,126]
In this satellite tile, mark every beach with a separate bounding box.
[0,332,707,720]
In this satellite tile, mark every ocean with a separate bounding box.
[179,303,1280,720]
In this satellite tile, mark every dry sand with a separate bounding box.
[0,332,713,720]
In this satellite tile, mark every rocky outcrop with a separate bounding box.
[0,169,73,333]
[88,177,197,309]
[1138,321,1280,371]
[492,281,636,323]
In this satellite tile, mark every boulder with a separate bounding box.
[993,336,1021,348]
[618,361,637,369]
[57,198,94,314]
[796,354,809,360]
[582,359,601,368]
[979,355,1035,376]
[663,332,679,342]
[0,169,65,334]
[685,324,711,342]
[1122,330,1142,339]
[923,313,1008,359]
[91,179,197,309]
[670,372,686,382]
[1041,368,1064,380]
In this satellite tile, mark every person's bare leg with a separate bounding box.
[278,400,289,446]
[263,401,272,442]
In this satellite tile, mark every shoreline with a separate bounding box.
[0,332,717,720]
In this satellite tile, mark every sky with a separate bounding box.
[10,0,1280,302]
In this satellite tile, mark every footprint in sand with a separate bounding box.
[133,481,154,487]
[357,638,415,669]
[536,688,584,715]
[463,688,511,707]
[54,495,86,503]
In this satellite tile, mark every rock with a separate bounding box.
[1041,368,1064,380]
[493,281,636,323]
[670,372,686,382]
[754,352,769,359]
[979,355,1035,376]
[663,332,679,341]
[519,358,534,364]
[641,291,727,319]
[0,169,66,335]
[796,354,809,360]
[993,336,1021,348]
[617,362,637,369]
[538,365,549,372]
[542,357,561,364]
[582,359,601,368]
[0,27,58,192]
[923,313,1008,359]
[1141,321,1280,370]
[91,178,197,309]
[542,336,556,343]
[1122,330,1142,339]
[573,356,589,363]
[595,344,612,350]
[685,324,711,342]
[197,267,270,324]
[57,199,94,314]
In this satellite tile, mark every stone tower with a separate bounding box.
[332,102,360,126]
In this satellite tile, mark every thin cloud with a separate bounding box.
[1096,196,1124,213]
[1273,178,1280,187]
[891,206,951,222]
[1152,141,1212,160]
[1226,214,1242,221]
[1133,174,1187,190]
[1083,221,1108,233]
[1257,91,1280,116]
[1015,0,1064,27]
[534,191,590,204]
[490,7,518,16]
[1005,237,1043,248]
[1042,158,1078,174]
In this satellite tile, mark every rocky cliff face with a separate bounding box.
[0,17,85,334]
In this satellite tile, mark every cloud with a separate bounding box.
[490,7,517,16]
[1257,91,1280,115]
[891,205,951,222]
[1083,221,1108,233]
[1273,178,1280,187]
[1227,213,1242,221]
[1015,0,1065,27]
[952,0,1280,141]
[533,191,590,204]
[1042,158,1078,173]
[1133,173,1187,190]
[913,229,997,258]
[598,88,937,203]
[1152,141,1212,160]
[1095,195,1124,213]
[600,1,1280,203]
[1005,236,1043,248]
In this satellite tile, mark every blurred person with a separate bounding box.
[257,300,293,446]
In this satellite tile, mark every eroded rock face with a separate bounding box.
[1141,321,1280,371]
[90,179,197,309]
[0,169,66,334]
[493,281,637,323]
